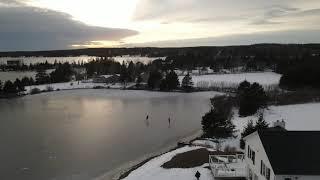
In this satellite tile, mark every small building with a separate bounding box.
[7,59,23,67]
[93,74,120,84]
[244,129,320,180]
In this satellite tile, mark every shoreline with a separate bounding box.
[93,129,203,180]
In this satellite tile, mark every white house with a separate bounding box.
[244,128,320,180]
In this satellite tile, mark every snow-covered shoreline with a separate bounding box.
[24,81,135,94]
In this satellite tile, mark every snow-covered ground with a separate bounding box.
[122,146,213,180]
[179,72,281,87]
[232,103,320,132]
[265,103,320,130]
[24,81,135,94]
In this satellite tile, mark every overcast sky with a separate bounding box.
[0,0,320,51]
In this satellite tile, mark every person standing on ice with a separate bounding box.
[145,114,150,127]
[168,117,171,128]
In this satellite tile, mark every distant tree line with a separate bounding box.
[1,60,58,71]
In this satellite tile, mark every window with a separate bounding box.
[261,160,271,180]
[248,145,252,159]
[260,160,264,175]
[266,168,270,180]
[247,146,255,164]
[252,151,255,164]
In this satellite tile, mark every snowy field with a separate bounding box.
[179,72,281,87]
[265,103,320,130]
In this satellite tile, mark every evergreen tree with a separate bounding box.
[35,68,50,85]
[147,71,162,89]
[240,114,269,149]
[3,80,17,94]
[127,61,136,82]
[50,62,73,83]
[159,78,167,91]
[241,120,256,138]
[240,120,256,149]
[29,77,35,86]
[165,71,180,90]
[21,77,31,87]
[14,78,25,92]
[119,61,129,86]
[181,73,194,92]
[238,81,267,117]
[136,74,143,88]
[255,113,269,130]
[201,96,235,138]
[237,80,250,93]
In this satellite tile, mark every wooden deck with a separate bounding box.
[209,154,247,178]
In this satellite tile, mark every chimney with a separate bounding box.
[273,119,286,129]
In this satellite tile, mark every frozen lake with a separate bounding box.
[0,89,219,180]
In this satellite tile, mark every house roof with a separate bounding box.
[258,130,320,175]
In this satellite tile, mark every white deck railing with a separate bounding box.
[209,154,247,178]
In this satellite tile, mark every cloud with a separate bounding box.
[294,8,320,17]
[133,0,320,26]
[128,29,320,47]
[0,1,138,51]
[0,0,29,6]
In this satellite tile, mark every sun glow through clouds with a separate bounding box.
[19,0,320,48]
